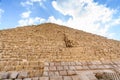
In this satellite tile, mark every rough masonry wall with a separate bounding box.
[0,23,120,77]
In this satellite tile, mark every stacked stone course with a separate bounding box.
[0,23,120,78]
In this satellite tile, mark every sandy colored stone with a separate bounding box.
[49,66,56,71]
[88,65,98,69]
[72,76,81,80]
[0,72,9,79]
[44,67,49,71]
[63,76,72,80]
[67,70,76,76]
[39,77,49,80]
[49,72,55,76]
[50,76,63,80]
[54,71,59,76]
[64,66,69,70]
[32,77,39,80]
[17,71,28,79]
[59,71,67,76]
[57,66,64,71]
[75,66,83,70]
[0,23,120,78]
[43,71,48,77]
[23,78,32,80]
[9,71,19,79]
[69,66,76,70]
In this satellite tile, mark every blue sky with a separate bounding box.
[0,0,120,41]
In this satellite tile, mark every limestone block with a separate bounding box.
[17,71,28,79]
[9,71,19,79]
[67,70,76,76]
[56,66,64,71]
[32,77,39,80]
[0,72,9,79]
[43,71,48,76]
[23,78,32,80]
[63,76,72,80]
[39,77,49,80]
[0,42,4,53]
[59,70,67,76]
[15,79,22,80]
[50,76,62,80]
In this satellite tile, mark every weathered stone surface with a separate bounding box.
[54,62,61,66]
[98,65,105,69]
[54,71,59,76]
[59,71,67,76]
[39,77,49,80]
[32,77,39,80]
[67,70,76,76]
[0,72,9,79]
[15,79,22,80]
[95,72,103,79]
[76,62,82,66]
[79,74,91,80]
[64,66,69,70]
[0,42,4,53]
[70,62,76,66]
[0,61,120,80]
[49,63,54,66]
[44,62,49,66]
[75,66,83,70]
[56,66,64,71]
[48,72,54,76]
[88,65,98,69]
[82,65,89,70]
[87,73,98,80]
[23,78,31,80]
[69,66,76,70]
[63,76,72,80]
[49,66,56,71]
[17,71,28,79]
[9,71,19,79]
[50,76,63,80]
[72,76,81,80]
[91,61,102,65]
[43,71,48,77]
[0,23,120,78]
[104,65,113,68]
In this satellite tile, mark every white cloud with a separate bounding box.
[21,11,31,18]
[18,17,46,26]
[21,0,33,6]
[50,0,120,39]
[19,0,46,26]
[47,16,65,25]
[0,9,4,24]
[18,0,120,40]
[21,0,46,8]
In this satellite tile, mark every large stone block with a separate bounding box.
[17,71,28,79]
[9,71,19,79]
[0,72,9,79]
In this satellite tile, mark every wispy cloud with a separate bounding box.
[21,11,31,18]
[21,0,46,9]
[50,0,120,39]
[18,17,45,26]
[18,0,46,26]
[0,8,4,24]
[18,0,120,40]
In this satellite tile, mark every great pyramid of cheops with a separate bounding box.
[0,23,120,78]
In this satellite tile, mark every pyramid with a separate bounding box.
[0,23,120,78]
